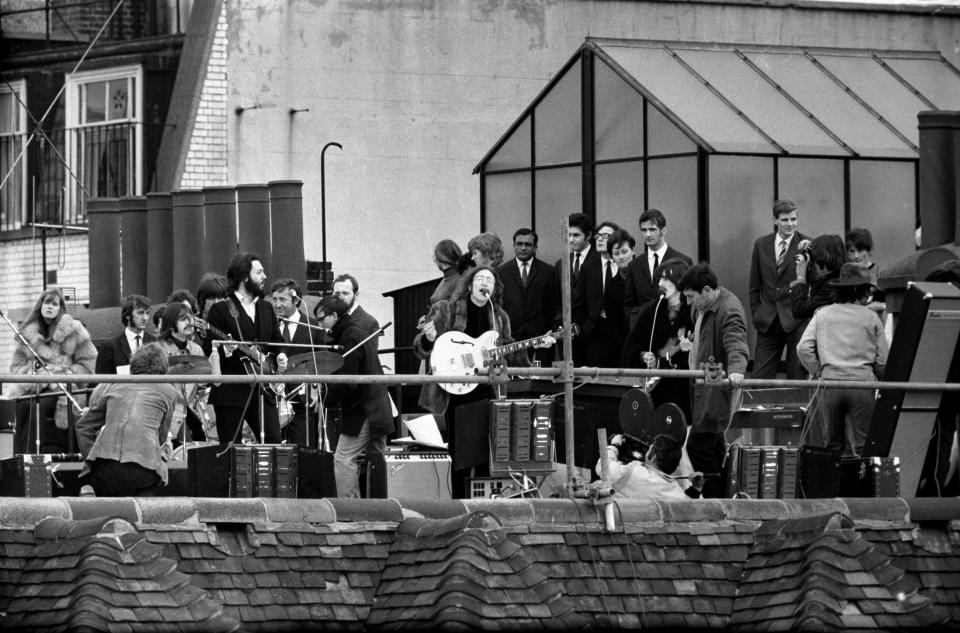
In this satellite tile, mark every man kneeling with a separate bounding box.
[597,433,705,500]
[76,343,182,497]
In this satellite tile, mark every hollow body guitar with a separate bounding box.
[430,326,570,395]
[189,315,284,398]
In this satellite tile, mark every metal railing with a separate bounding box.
[1,0,191,43]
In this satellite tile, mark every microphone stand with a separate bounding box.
[0,308,87,454]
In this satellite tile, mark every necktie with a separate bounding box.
[281,322,291,342]
[652,252,660,279]
[603,260,612,294]
[573,253,581,278]
[776,240,786,273]
[690,311,704,370]
[134,334,141,351]
[521,262,528,287]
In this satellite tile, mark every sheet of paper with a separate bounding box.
[399,413,447,449]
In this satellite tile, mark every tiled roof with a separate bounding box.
[0,497,958,631]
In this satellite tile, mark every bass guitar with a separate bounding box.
[189,315,285,397]
[431,325,574,395]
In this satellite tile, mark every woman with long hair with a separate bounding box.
[428,239,464,307]
[8,288,97,453]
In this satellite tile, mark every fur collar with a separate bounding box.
[19,314,85,348]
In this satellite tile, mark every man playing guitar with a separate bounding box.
[206,252,288,445]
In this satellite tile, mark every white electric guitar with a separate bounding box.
[431,326,575,395]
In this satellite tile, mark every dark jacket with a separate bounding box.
[553,247,600,327]
[95,331,158,375]
[206,294,284,407]
[787,269,839,323]
[749,231,810,333]
[413,297,527,416]
[689,287,749,433]
[623,246,692,332]
[497,257,556,341]
[326,311,393,437]
[277,311,320,413]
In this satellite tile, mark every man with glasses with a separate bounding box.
[497,228,556,365]
[573,221,626,367]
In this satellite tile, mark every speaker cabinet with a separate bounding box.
[367,451,451,500]
[864,281,960,496]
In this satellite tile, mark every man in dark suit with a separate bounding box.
[207,252,288,445]
[623,209,693,333]
[271,278,320,448]
[553,213,599,365]
[328,275,394,497]
[497,228,556,364]
[748,199,810,379]
[95,294,155,375]
[573,221,626,367]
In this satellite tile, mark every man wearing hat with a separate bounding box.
[749,199,810,379]
[797,262,889,456]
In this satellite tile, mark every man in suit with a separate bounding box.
[328,275,394,497]
[271,278,320,448]
[554,213,599,365]
[748,199,810,379]
[207,252,288,445]
[623,209,693,333]
[497,228,556,364]
[95,294,155,375]
[573,221,626,367]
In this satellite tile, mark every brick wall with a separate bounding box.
[0,235,89,387]
[179,2,228,189]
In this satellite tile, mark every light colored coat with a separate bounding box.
[7,314,97,398]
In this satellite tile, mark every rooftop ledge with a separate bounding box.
[1,496,958,529]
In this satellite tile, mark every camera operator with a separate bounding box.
[596,433,706,500]
[786,234,846,323]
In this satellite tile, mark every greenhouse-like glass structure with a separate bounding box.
[474,38,960,311]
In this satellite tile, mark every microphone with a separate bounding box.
[480,288,490,297]
[657,286,667,296]
[291,293,303,306]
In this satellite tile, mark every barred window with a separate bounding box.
[0,80,27,231]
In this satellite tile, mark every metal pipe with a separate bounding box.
[320,141,342,263]
[559,218,579,496]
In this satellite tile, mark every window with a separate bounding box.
[65,65,143,221]
[0,80,27,230]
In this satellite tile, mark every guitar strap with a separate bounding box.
[225,296,245,342]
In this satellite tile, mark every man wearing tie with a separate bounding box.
[271,278,319,447]
[748,199,810,379]
[95,294,155,375]
[554,213,599,365]
[497,228,556,365]
[573,221,626,367]
[623,209,692,334]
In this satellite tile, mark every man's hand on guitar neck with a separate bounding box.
[533,334,556,349]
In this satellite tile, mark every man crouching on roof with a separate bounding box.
[597,433,705,500]
[75,343,183,497]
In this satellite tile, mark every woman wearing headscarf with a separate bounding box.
[8,288,97,453]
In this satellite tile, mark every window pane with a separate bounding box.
[849,160,917,271]
[594,59,643,161]
[778,158,845,238]
[882,57,960,111]
[0,93,12,133]
[647,104,696,157]
[487,116,531,171]
[708,155,774,337]
[108,78,130,121]
[596,160,644,235]
[85,81,107,123]
[484,171,532,240]
[534,166,581,266]
[646,156,698,261]
[534,58,581,167]
[746,52,913,158]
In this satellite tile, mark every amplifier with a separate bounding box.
[367,450,451,500]
[189,444,334,498]
[725,445,799,499]
[488,399,555,475]
[231,445,298,498]
[840,456,900,498]
[730,407,805,447]
[0,455,85,497]
[798,446,841,498]
[0,396,15,431]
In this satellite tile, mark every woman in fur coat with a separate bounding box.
[8,288,97,453]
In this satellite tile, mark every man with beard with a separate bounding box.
[206,252,288,445]
[316,292,393,498]
[95,294,155,375]
[271,278,319,447]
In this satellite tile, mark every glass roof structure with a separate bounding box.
[474,38,960,324]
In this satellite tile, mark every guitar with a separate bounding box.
[431,325,574,395]
[189,315,284,397]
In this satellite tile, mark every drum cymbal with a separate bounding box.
[166,355,212,375]
[286,351,344,376]
[618,388,655,442]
